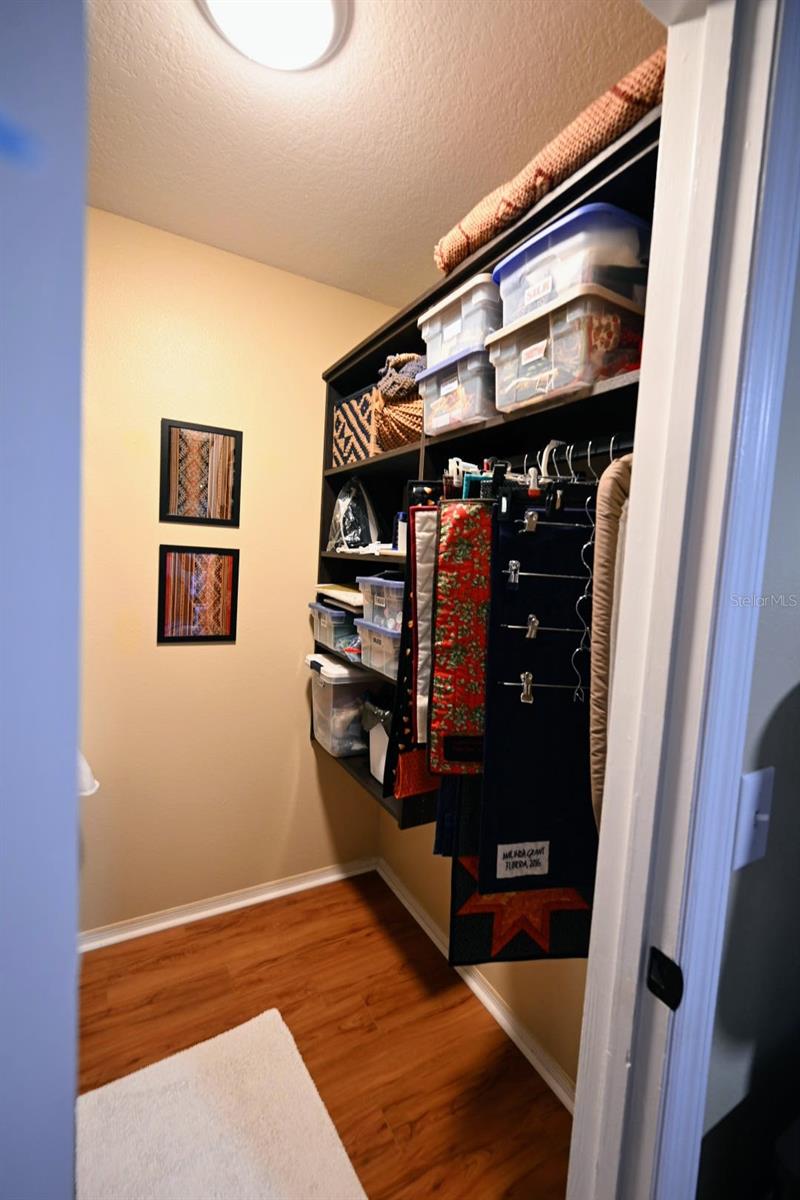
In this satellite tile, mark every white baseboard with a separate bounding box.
[79,851,576,1112]
[375,858,576,1114]
[78,858,378,952]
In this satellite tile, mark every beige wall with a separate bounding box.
[81,206,584,1088]
[80,208,394,930]
[377,815,587,1083]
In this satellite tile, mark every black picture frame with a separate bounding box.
[159,418,243,527]
[157,544,240,644]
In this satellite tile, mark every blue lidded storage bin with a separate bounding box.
[416,344,495,435]
[492,203,651,326]
[355,617,402,679]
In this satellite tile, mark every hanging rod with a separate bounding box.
[508,431,636,479]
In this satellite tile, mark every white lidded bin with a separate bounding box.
[308,601,359,660]
[306,652,369,757]
[417,273,502,368]
[355,573,405,631]
[355,617,402,679]
[486,284,644,412]
[492,203,651,327]
[417,345,495,435]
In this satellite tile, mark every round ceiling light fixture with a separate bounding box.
[198,0,350,72]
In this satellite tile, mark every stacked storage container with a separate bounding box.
[355,572,405,632]
[486,204,650,412]
[307,601,360,661]
[416,274,502,434]
[305,652,371,757]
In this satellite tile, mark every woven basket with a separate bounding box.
[331,390,373,467]
[370,389,424,455]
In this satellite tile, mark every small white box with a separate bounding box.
[369,723,389,783]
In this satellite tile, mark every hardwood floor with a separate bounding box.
[79,872,571,1198]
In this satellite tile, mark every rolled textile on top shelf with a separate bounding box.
[433,45,666,276]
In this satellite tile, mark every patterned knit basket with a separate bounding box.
[331,390,373,467]
[370,388,424,454]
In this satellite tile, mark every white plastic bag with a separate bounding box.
[327,478,380,551]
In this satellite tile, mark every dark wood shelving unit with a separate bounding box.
[311,107,661,824]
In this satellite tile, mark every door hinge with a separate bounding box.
[646,946,684,1011]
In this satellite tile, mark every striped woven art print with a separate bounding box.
[160,548,237,641]
[168,426,236,521]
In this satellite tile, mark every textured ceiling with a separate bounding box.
[88,0,664,306]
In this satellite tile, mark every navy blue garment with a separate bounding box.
[476,483,598,952]
[433,775,460,856]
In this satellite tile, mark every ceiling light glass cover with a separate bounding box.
[199,0,350,71]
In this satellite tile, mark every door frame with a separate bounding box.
[567,0,800,1195]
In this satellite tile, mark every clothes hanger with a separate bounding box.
[501,613,585,638]
[500,671,587,704]
[504,559,590,585]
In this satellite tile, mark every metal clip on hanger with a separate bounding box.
[500,671,585,704]
[515,506,592,533]
[501,613,585,638]
[504,559,590,587]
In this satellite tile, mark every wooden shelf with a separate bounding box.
[315,109,660,820]
[324,442,421,477]
[321,551,406,565]
[313,738,438,829]
[423,371,640,450]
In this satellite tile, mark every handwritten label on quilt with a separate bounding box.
[496,840,550,878]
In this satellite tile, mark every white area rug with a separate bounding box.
[77,1009,366,1200]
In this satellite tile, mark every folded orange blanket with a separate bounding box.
[433,46,666,276]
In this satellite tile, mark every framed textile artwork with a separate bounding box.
[159,418,242,527]
[157,545,239,644]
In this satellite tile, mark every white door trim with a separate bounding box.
[567,0,792,1195]
[651,0,800,1192]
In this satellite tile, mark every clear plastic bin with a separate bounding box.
[486,285,644,412]
[417,273,502,368]
[492,203,651,326]
[355,617,401,679]
[355,573,405,631]
[417,345,495,435]
[308,601,360,660]
[306,652,369,757]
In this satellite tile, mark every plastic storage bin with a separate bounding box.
[308,601,360,660]
[492,203,651,326]
[355,617,402,679]
[356,573,405,631]
[417,273,502,368]
[486,285,644,412]
[417,345,495,435]
[306,652,369,757]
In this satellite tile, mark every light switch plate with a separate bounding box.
[732,766,775,870]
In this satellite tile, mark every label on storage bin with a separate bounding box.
[496,840,550,879]
[520,339,548,366]
[443,317,462,340]
[440,374,459,397]
[524,274,553,307]
[374,593,386,607]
